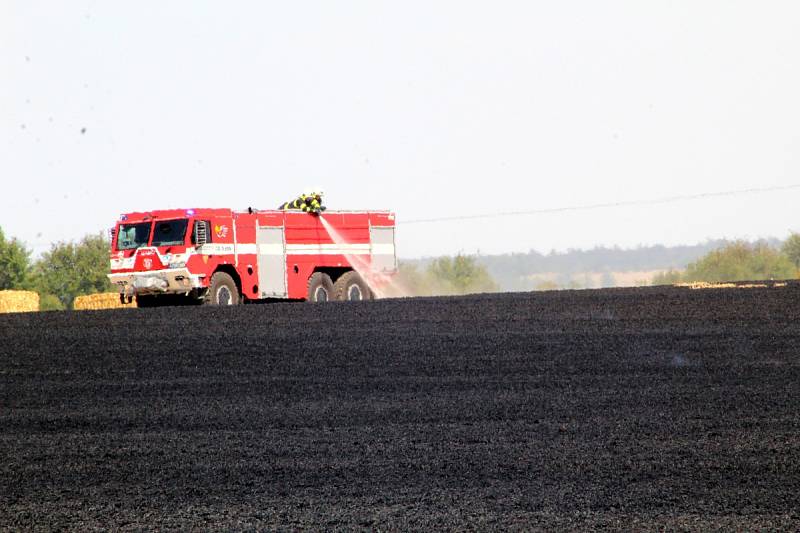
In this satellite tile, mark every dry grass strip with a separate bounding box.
[677,281,788,290]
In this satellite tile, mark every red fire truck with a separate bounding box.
[107,208,397,306]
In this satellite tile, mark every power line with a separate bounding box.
[400,183,800,225]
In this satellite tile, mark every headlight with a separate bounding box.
[169,261,186,268]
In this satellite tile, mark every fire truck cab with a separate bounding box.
[107,208,397,306]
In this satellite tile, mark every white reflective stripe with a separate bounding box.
[196,243,235,254]
[286,243,371,251]
[258,243,285,255]
[287,249,371,256]
[232,218,239,266]
[284,243,372,255]
[371,243,395,255]
[237,243,258,254]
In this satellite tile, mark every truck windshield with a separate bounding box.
[151,219,189,246]
[117,223,151,250]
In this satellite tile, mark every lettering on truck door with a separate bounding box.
[257,226,288,298]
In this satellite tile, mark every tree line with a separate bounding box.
[0,227,111,310]
[477,239,738,290]
[653,237,800,285]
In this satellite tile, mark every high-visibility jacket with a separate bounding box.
[279,194,322,213]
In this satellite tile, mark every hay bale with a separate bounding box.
[0,290,40,313]
[73,292,134,311]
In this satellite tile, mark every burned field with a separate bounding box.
[2,285,800,530]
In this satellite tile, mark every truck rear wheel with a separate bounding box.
[307,272,333,302]
[205,272,240,305]
[333,271,372,301]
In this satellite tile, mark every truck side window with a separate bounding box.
[117,222,151,250]
[151,219,189,247]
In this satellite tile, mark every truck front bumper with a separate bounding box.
[108,268,205,297]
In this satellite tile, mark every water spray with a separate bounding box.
[319,215,408,298]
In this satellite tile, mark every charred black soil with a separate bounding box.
[2,285,800,530]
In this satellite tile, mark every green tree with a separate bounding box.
[782,232,800,269]
[38,293,66,311]
[395,256,500,296]
[426,254,499,295]
[685,241,794,282]
[0,226,31,290]
[31,232,112,309]
[395,262,433,296]
[654,241,795,284]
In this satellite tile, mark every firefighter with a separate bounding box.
[279,190,326,215]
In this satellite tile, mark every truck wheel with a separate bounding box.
[307,272,333,302]
[206,272,240,305]
[333,271,372,301]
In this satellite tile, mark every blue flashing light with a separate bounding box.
[186,209,195,216]
[120,214,128,221]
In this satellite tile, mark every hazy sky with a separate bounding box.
[3,1,799,258]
